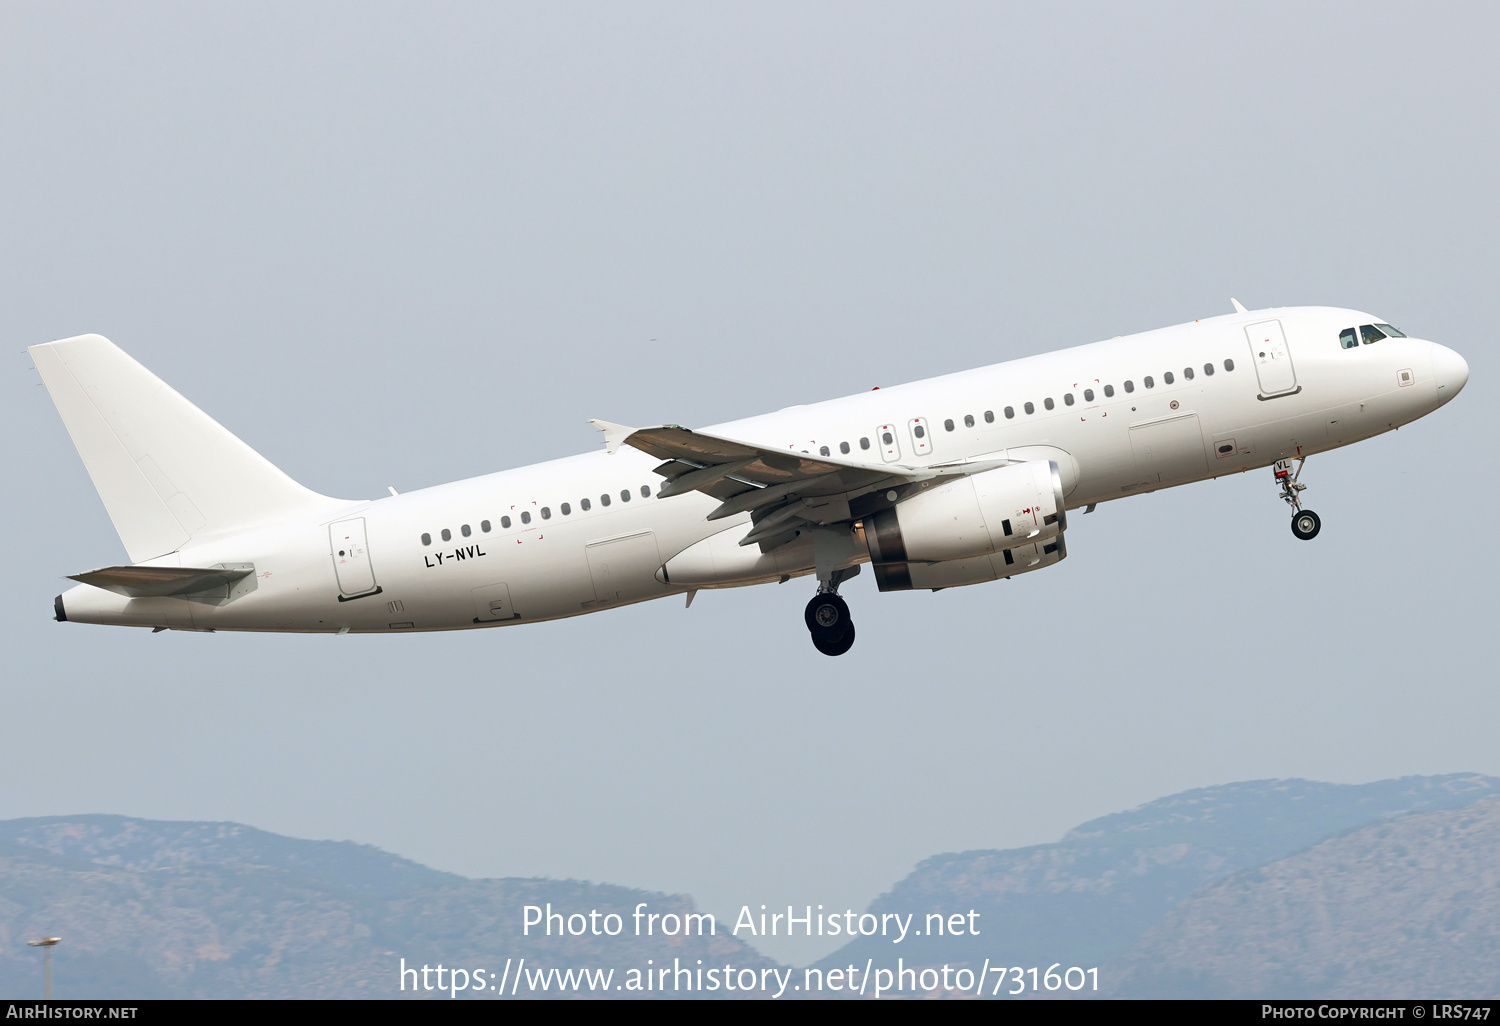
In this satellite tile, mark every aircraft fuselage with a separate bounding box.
[47,305,1467,637]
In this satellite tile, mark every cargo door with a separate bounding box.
[1129,414,1209,487]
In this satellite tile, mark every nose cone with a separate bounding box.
[1431,343,1469,404]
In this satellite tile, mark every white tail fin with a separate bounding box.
[29,334,342,562]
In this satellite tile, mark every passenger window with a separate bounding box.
[860,437,870,450]
[820,445,830,455]
[1360,324,1387,344]
[462,524,471,537]
[964,414,975,427]
[913,425,925,439]
[561,502,571,515]
[620,489,631,502]
[1104,384,1115,397]
[943,419,954,432]
[520,512,530,525]
[441,528,451,542]
[1339,327,1358,349]
[600,493,611,507]
[1163,371,1174,384]
[501,516,512,528]
[1063,393,1074,406]
[1004,406,1015,419]
[984,410,994,423]
[840,441,850,454]
[1144,376,1154,388]
[1083,388,1094,401]
[540,507,551,520]
[581,498,591,511]
[1043,397,1054,410]
[1024,402,1035,414]
[481,521,491,532]
[1224,359,1235,371]
[1376,323,1407,338]
[1203,363,1214,376]
[1184,367,1194,380]
[882,431,893,445]
[421,533,431,546]
[641,485,651,497]
[1124,380,1134,393]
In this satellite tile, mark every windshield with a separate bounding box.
[1375,323,1407,338]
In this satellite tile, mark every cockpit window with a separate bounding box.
[1339,328,1358,349]
[1360,324,1387,344]
[1376,323,1406,338]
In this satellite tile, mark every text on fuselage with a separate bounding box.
[424,544,487,568]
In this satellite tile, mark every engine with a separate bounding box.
[865,460,1065,564]
[865,460,1068,592]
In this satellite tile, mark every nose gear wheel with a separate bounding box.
[1291,509,1322,540]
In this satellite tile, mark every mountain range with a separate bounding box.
[2,772,1495,998]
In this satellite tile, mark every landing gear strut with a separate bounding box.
[1275,458,1321,541]
[806,567,858,656]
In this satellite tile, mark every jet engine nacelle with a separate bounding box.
[871,536,1066,592]
[864,460,1066,566]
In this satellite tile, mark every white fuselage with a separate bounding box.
[56,306,1465,633]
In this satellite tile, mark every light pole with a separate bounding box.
[27,938,61,1000]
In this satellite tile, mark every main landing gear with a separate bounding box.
[806,569,858,657]
[1275,458,1321,541]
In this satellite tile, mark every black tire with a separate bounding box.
[813,622,856,656]
[1291,509,1322,540]
[804,593,851,638]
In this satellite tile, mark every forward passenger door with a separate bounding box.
[1245,320,1298,396]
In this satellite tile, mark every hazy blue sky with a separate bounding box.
[3,3,1496,963]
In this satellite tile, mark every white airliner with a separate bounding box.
[32,302,1467,655]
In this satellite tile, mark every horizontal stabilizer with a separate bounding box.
[68,564,253,598]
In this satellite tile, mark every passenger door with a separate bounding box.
[329,518,380,599]
[1245,319,1298,396]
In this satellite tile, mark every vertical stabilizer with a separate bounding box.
[29,334,342,562]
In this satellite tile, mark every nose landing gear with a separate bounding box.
[1275,458,1321,541]
[806,568,858,656]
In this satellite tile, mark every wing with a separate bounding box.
[622,424,1006,551]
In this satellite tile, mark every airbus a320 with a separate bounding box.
[32,302,1467,655]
